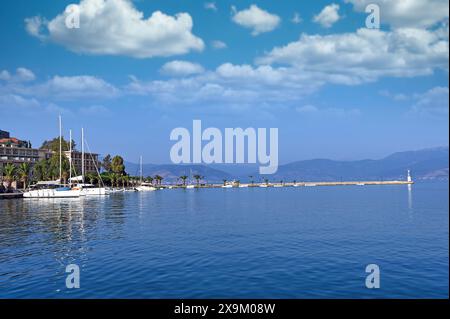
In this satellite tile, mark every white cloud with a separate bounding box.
[0,68,36,82]
[0,94,40,110]
[160,61,205,76]
[25,0,204,58]
[412,86,449,116]
[346,0,449,28]
[126,62,319,109]
[257,27,449,85]
[23,75,119,100]
[211,40,227,49]
[313,4,341,28]
[296,104,361,117]
[232,5,281,36]
[291,12,302,24]
[204,2,217,12]
[379,90,410,101]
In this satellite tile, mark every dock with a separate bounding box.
[0,192,24,199]
[164,180,414,189]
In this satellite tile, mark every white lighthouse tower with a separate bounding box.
[407,170,412,183]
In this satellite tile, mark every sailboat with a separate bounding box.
[72,128,110,196]
[23,116,81,198]
[135,156,156,192]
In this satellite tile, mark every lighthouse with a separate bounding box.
[407,170,412,183]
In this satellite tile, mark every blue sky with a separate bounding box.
[0,0,448,164]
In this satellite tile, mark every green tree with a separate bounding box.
[111,155,126,176]
[179,175,188,186]
[193,174,203,186]
[33,159,49,181]
[3,163,16,189]
[17,162,31,190]
[48,152,70,183]
[154,175,163,185]
[86,173,97,185]
[40,137,76,152]
[102,154,112,173]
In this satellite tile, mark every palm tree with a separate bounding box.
[154,175,163,186]
[17,162,31,190]
[193,174,203,186]
[222,179,227,186]
[145,176,154,185]
[110,173,117,188]
[33,159,49,181]
[86,173,97,185]
[3,163,16,190]
[264,178,269,185]
[249,175,254,185]
[179,175,188,186]
[123,175,130,188]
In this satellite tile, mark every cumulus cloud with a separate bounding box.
[160,61,205,76]
[126,62,320,108]
[313,4,341,28]
[232,4,281,36]
[257,27,449,85]
[25,0,204,58]
[0,68,36,82]
[0,94,40,110]
[346,0,449,28]
[7,75,119,101]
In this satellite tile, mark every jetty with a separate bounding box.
[0,192,23,199]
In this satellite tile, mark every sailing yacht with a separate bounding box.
[23,116,81,198]
[135,156,156,192]
[71,128,109,196]
[23,181,82,198]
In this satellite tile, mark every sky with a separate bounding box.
[0,0,448,164]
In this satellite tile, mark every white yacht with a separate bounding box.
[136,182,156,192]
[75,183,110,195]
[23,117,81,199]
[71,128,110,196]
[24,182,81,198]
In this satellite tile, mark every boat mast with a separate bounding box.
[59,115,62,184]
[140,156,143,184]
[81,127,85,184]
[69,129,72,183]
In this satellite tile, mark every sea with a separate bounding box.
[0,181,448,298]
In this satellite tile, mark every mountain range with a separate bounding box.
[125,147,449,183]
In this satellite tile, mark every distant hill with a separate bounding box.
[250,146,449,182]
[125,147,449,183]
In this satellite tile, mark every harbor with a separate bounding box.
[0,179,415,200]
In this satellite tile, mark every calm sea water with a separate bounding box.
[0,182,448,298]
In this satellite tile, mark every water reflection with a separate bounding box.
[407,184,413,216]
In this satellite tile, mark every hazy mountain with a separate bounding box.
[125,146,449,183]
[250,146,449,182]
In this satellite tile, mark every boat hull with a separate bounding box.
[23,189,81,198]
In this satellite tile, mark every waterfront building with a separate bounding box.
[63,150,100,175]
[0,129,10,139]
[1,129,100,188]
